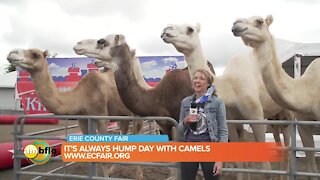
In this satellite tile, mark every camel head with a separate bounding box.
[161,23,201,54]
[74,34,126,61]
[75,34,138,71]
[7,48,48,71]
[232,15,273,48]
[74,34,130,71]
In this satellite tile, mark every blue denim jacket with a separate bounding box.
[178,94,228,142]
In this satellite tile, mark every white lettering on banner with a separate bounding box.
[178,145,211,152]
[64,145,77,152]
[26,97,36,110]
[156,145,177,152]
[138,145,154,152]
[114,135,129,141]
[63,152,130,159]
[112,145,137,152]
[84,136,113,142]
[37,101,42,111]
[79,145,111,152]
[26,97,46,111]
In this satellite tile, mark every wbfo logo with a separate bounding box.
[24,140,57,165]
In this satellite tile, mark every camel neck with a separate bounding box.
[184,43,214,80]
[113,49,157,116]
[29,64,81,115]
[132,56,152,89]
[30,66,63,113]
[253,39,310,113]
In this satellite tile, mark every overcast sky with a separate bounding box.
[1,0,320,75]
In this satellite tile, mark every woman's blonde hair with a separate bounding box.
[193,69,217,96]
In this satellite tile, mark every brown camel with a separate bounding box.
[74,34,215,139]
[7,48,144,179]
[232,15,320,179]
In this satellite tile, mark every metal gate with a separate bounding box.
[13,114,179,180]
[225,119,320,180]
[13,115,320,179]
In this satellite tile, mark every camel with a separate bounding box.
[6,46,145,179]
[232,15,320,179]
[74,34,215,139]
[74,34,217,180]
[160,23,296,179]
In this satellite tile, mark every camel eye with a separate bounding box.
[32,52,40,59]
[256,19,264,26]
[186,27,194,35]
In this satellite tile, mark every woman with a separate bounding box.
[178,69,228,180]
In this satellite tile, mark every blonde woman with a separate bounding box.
[178,69,228,180]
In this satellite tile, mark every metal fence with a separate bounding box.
[13,115,320,180]
[13,114,179,180]
[225,119,320,180]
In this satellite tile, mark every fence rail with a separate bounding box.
[13,115,320,180]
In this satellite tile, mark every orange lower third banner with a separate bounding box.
[61,142,285,162]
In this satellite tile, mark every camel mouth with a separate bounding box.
[7,58,20,65]
[161,33,175,44]
[232,27,248,37]
[73,48,85,55]
[7,52,22,64]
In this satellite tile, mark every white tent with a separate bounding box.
[0,71,16,88]
[0,71,21,112]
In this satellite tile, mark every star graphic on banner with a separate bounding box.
[169,62,177,71]
[8,149,15,159]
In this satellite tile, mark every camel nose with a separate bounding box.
[231,26,238,33]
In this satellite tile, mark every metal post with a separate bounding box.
[13,117,23,180]
[88,118,97,178]
[294,55,301,78]
[290,121,297,180]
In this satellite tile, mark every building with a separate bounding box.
[280,43,320,78]
[0,71,23,114]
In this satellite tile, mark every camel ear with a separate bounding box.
[195,23,201,33]
[43,50,49,58]
[115,34,126,46]
[130,49,136,57]
[265,15,273,26]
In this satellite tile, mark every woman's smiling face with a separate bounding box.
[192,71,209,95]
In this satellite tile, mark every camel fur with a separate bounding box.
[232,15,320,179]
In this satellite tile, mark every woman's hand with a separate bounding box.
[183,115,197,125]
[213,162,223,176]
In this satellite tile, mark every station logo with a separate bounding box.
[24,140,57,165]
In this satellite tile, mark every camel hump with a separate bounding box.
[303,58,320,77]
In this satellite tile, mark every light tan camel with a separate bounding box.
[161,23,296,179]
[7,47,144,179]
[232,15,320,179]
